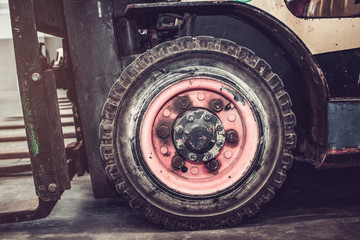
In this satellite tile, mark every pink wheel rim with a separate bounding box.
[140,78,259,195]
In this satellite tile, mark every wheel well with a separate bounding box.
[123,2,328,165]
[178,14,315,163]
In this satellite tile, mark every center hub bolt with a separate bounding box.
[216,139,225,147]
[176,140,185,150]
[172,108,226,162]
[203,113,212,121]
[175,125,184,134]
[187,114,195,122]
[204,152,214,161]
[188,153,197,161]
[206,159,219,171]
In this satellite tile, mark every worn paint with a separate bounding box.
[182,0,360,54]
[221,86,245,105]
[328,148,360,155]
[22,97,39,156]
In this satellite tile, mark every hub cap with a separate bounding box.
[139,78,259,195]
[173,109,225,162]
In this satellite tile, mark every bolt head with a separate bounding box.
[158,125,170,138]
[216,125,224,131]
[184,128,190,135]
[175,125,184,134]
[172,156,185,170]
[216,139,225,147]
[188,153,197,161]
[176,141,185,150]
[206,159,219,171]
[187,114,195,122]
[203,113,212,121]
[31,72,41,81]
[226,130,238,143]
[204,152,214,161]
[48,183,57,193]
[211,99,223,112]
[178,96,189,109]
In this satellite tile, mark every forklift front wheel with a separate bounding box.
[100,36,296,230]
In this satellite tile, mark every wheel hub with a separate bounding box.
[139,77,260,195]
[173,109,225,162]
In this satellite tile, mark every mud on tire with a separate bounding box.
[99,36,296,230]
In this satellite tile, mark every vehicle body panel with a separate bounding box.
[182,0,360,54]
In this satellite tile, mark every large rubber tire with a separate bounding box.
[100,36,296,230]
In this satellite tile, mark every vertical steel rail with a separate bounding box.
[0,0,71,224]
[9,0,70,201]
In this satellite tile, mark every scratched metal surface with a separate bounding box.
[328,100,360,151]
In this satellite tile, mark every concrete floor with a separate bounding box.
[0,162,359,239]
[0,85,359,239]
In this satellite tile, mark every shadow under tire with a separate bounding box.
[100,36,296,230]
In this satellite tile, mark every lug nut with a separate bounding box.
[178,96,189,109]
[206,159,219,171]
[210,99,223,112]
[172,156,185,170]
[188,153,197,161]
[226,129,238,143]
[158,125,170,138]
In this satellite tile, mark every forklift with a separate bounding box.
[0,0,359,230]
